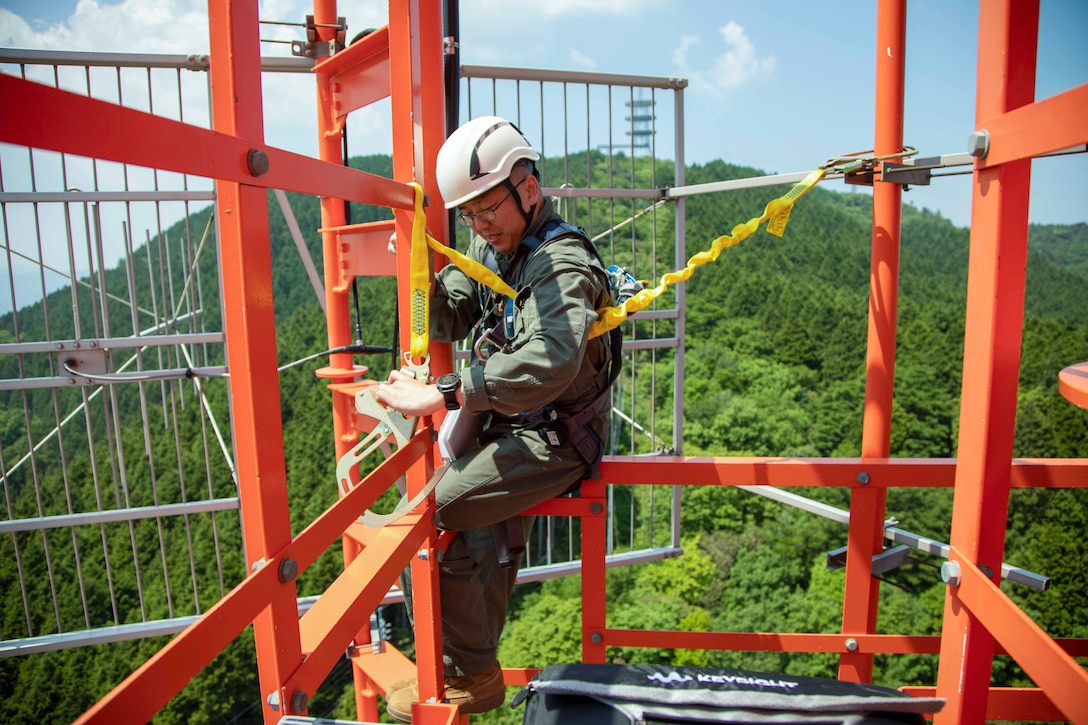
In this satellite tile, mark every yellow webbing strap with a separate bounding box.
[410,167,824,348]
[425,234,517,300]
[408,183,431,361]
[589,167,826,338]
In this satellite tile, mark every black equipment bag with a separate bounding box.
[511,663,943,725]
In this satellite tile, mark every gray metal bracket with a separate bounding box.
[290,15,347,59]
[826,544,911,576]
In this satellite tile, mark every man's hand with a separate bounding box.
[373,368,444,417]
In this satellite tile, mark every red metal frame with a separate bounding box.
[839,0,905,684]
[1,0,1083,722]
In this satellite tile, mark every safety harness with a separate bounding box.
[475,219,626,477]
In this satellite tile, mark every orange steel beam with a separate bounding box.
[313,24,393,118]
[312,0,358,383]
[0,75,414,211]
[309,0,393,717]
[74,426,431,723]
[944,548,1088,723]
[936,1,1039,722]
[840,0,905,685]
[75,556,286,724]
[308,0,375,711]
[290,429,432,568]
[975,82,1088,168]
[578,480,609,663]
[902,687,1067,722]
[351,641,419,695]
[593,457,1088,489]
[292,510,434,697]
[603,629,1087,659]
[323,219,400,279]
[205,3,302,723]
[605,630,941,655]
[386,0,450,714]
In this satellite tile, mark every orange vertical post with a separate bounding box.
[581,481,609,663]
[839,0,905,684]
[308,0,379,718]
[388,0,451,712]
[207,1,304,722]
[935,1,1038,722]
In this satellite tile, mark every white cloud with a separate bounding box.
[569,47,598,70]
[673,34,699,70]
[466,0,654,20]
[0,0,387,55]
[2,0,210,53]
[1,8,34,47]
[713,21,775,90]
[671,21,774,97]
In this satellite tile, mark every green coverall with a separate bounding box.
[411,196,613,677]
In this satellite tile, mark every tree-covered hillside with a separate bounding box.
[1,153,1085,724]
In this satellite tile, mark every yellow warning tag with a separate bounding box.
[766,205,792,237]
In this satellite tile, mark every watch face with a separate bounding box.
[437,373,459,392]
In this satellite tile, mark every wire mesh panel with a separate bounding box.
[460,66,689,570]
[0,50,238,654]
[0,50,693,655]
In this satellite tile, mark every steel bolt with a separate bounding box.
[267,692,280,711]
[247,148,270,176]
[418,549,429,561]
[941,560,962,587]
[845,638,859,652]
[278,557,298,583]
[856,471,870,485]
[967,130,990,158]
[590,501,604,514]
[289,690,308,714]
[590,632,603,644]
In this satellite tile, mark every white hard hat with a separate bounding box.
[436,116,540,209]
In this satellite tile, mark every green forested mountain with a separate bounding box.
[1,154,1086,724]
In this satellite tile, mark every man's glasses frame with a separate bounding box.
[455,178,527,227]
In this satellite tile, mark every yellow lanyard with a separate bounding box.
[590,167,826,338]
[411,167,825,347]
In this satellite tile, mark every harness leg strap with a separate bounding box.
[491,517,526,569]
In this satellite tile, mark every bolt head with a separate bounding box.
[941,560,962,587]
[247,148,270,177]
[856,472,870,485]
[845,637,859,652]
[967,130,990,158]
[278,557,298,583]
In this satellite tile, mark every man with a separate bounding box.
[374,115,615,721]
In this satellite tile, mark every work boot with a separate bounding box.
[386,664,505,723]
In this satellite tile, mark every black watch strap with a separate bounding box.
[436,373,461,410]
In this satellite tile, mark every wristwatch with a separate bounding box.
[436,372,462,410]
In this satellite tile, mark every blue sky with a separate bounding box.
[1,0,1086,232]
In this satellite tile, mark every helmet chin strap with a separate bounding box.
[503,177,536,230]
